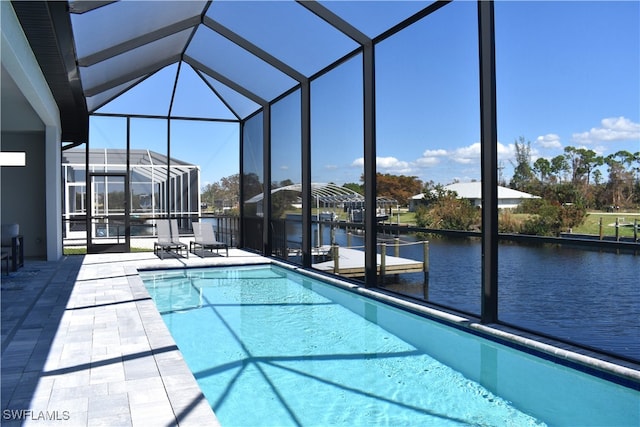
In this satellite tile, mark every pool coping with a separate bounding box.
[270,259,640,387]
[124,265,221,426]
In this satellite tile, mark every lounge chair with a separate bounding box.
[154,219,188,259]
[1,223,24,271]
[190,222,228,257]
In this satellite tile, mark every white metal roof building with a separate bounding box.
[410,182,539,210]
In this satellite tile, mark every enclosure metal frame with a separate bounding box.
[47,0,501,323]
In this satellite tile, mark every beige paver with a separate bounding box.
[2,249,266,426]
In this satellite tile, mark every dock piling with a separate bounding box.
[599,217,603,240]
[332,244,339,274]
[423,241,430,282]
[380,243,386,282]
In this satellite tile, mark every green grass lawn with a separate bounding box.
[573,212,640,238]
[389,209,639,239]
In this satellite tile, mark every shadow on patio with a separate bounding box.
[1,254,219,426]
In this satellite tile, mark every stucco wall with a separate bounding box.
[1,131,47,258]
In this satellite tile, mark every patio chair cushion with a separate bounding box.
[1,223,19,246]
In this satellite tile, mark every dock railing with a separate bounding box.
[326,238,429,283]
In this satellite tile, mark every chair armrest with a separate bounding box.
[11,235,24,270]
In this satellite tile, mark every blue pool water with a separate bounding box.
[141,265,639,427]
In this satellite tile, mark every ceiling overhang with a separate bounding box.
[12,1,89,144]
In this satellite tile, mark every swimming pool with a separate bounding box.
[141,264,639,426]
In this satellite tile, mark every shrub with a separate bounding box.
[498,211,523,233]
[519,199,586,236]
[416,194,480,231]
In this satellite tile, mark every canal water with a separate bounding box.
[310,225,640,362]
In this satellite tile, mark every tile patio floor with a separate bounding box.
[1,249,269,426]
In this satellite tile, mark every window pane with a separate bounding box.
[70,1,205,61]
[187,27,297,102]
[62,144,88,246]
[311,55,364,280]
[207,1,357,77]
[495,1,640,359]
[97,64,177,117]
[375,2,480,314]
[171,119,240,245]
[200,73,261,120]
[130,118,168,224]
[270,90,302,262]
[87,76,145,114]
[80,29,191,96]
[319,0,434,38]
[88,116,127,173]
[87,116,127,242]
[242,113,265,252]
[171,64,237,120]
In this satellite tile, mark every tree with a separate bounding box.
[563,146,602,186]
[579,148,603,186]
[550,155,569,183]
[592,169,603,186]
[533,157,551,183]
[202,173,240,214]
[375,173,423,206]
[563,146,583,185]
[356,173,423,205]
[632,152,640,206]
[509,137,535,191]
[271,179,299,219]
[605,150,636,208]
[343,182,364,195]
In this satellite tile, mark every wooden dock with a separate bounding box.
[312,244,427,278]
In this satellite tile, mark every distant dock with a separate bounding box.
[312,242,429,280]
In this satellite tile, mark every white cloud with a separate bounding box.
[415,148,447,167]
[376,156,410,170]
[412,141,519,171]
[422,149,448,157]
[536,133,562,149]
[415,156,441,167]
[497,141,515,157]
[352,156,412,172]
[452,142,481,164]
[572,116,640,144]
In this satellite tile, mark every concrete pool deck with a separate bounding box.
[1,249,268,426]
[2,248,639,426]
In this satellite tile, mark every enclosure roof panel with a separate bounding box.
[12,1,448,136]
[70,1,206,66]
[317,0,435,39]
[205,1,359,77]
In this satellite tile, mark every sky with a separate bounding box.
[89,1,639,190]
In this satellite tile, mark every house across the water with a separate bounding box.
[410,182,539,211]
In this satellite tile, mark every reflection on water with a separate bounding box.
[294,223,639,361]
